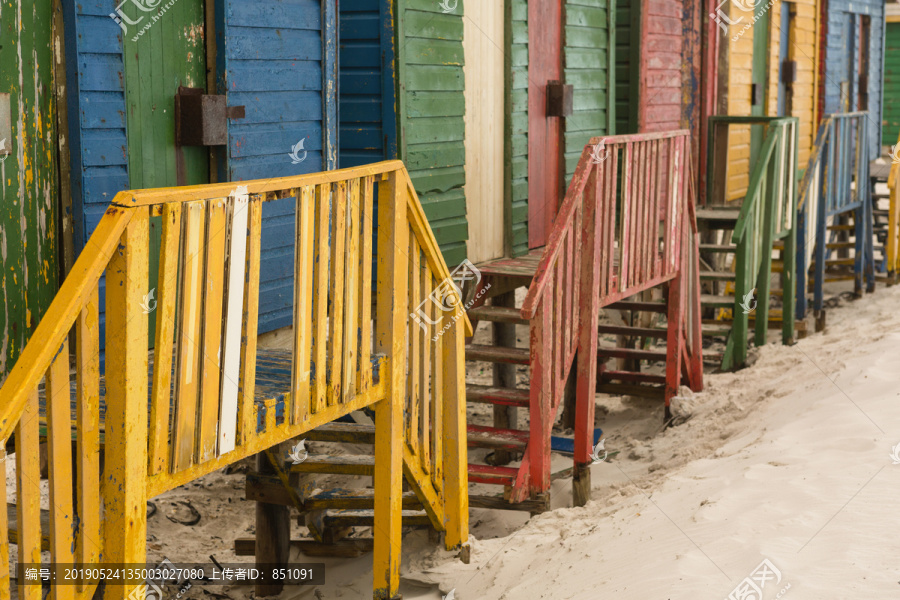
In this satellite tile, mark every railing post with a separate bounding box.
[441,301,469,553]
[782,122,798,344]
[814,132,830,326]
[573,165,602,507]
[103,208,149,600]
[373,172,409,600]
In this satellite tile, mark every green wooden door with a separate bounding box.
[121,0,209,338]
[0,0,59,378]
[749,6,769,168]
[883,22,900,146]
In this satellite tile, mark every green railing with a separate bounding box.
[706,116,799,369]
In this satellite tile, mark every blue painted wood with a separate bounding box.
[217,0,339,333]
[821,0,884,157]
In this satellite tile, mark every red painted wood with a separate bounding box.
[640,0,686,133]
[699,0,720,206]
[527,0,563,248]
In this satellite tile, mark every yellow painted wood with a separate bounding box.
[237,198,262,446]
[889,134,900,274]
[373,172,408,600]
[172,201,206,471]
[312,184,330,413]
[0,446,8,600]
[431,313,443,480]
[329,181,347,405]
[198,199,227,463]
[407,237,420,458]
[419,266,431,474]
[0,207,130,442]
[46,343,75,600]
[441,299,468,551]
[15,391,41,600]
[342,178,361,399]
[149,203,181,474]
[292,186,315,424]
[76,288,101,580]
[103,209,150,600]
[357,176,374,392]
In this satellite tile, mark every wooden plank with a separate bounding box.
[419,267,431,474]
[76,288,101,578]
[219,193,249,454]
[172,201,206,471]
[311,184,330,413]
[198,199,227,463]
[329,181,348,405]
[407,238,421,458]
[357,176,374,392]
[237,198,262,446]
[432,308,443,480]
[149,203,181,473]
[0,447,7,600]
[103,210,150,600]
[342,178,361,399]
[15,391,41,600]
[292,186,315,425]
[373,172,408,599]
[46,343,75,600]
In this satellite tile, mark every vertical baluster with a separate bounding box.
[571,201,583,351]
[329,181,348,404]
[664,140,677,271]
[431,301,443,480]
[199,199,228,462]
[46,342,75,600]
[605,147,618,296]
[150,203,181,472]
[238,197,262,445]
[554,257,563,385]
[312,184,330,413]
[419,267,431,473]
[343,178,361,399]
[104,208,150,600]
[292,186,315,424]
[76,288,101,585]
[407,238,420,456]
[15,391,41,600]
[219,193,249,454]
[172,201,205,470]
[0,445,8,600]
[620,144,633,291]
[648,139,660,278]
[529,271,553,495]
[633,141,645,287]
[563,228,573,361]
[357,176,374,391]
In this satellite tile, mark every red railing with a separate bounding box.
[521,130,702,502]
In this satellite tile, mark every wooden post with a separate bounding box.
[373,172,408,600]
[254,446,290,597]
[442,304,469,554]
[492,291,518,463]
[573,165,602,507]
[103,209,149,600]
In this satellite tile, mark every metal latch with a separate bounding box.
[547,80,574,117]
[781,60,797,84]
[175,86,244,146]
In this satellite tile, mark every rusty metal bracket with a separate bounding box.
[175,86,243,146]
[547,80,574,117]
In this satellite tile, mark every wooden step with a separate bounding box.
[700,294,735,308]
[605,300,667,313]
[467,424,529,450]
[700,270,736,281]
[305,422,375,444]
[245,474,423,510]
[288,454,374,476]
[696,208,741,226]
[465,344,530,365]
[810,258,855,267]
[468,464,518,486]
[597,324,667,339]
[321,509,431,528]
[466,384,530,407]
[469,494,550,513]
[600,370,666,384]
[597,347,667,361]
[702,322,732,336]
[699,243,736,253]
[827,224,855,231]
[826,241,855,250]
[596,382,665,399]
[468,305,528,325]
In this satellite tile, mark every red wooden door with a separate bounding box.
[527,0,563,249]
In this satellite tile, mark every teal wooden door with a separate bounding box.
[0,0,59,378]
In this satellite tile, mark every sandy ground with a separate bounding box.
[6,259,899,600]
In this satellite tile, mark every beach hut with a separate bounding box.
[62,0,338,334]
[881,3,900,146]
[0,0,60,379]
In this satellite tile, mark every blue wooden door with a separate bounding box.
[215,0,338,332]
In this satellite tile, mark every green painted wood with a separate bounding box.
[121,0,208,341]
[509,0,529,257]
[614,0,639,134]
[883,22,900,145]
[397,0,468,266]
[0,0,59,379]
[564,0,613,183]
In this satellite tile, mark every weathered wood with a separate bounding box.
[254,448,290,597]
[15,392,42,600]
[237,198,262,446]
[199,199,227,463]
[76,287,101,577]
[292,186,315,425]
[46,343,75,600]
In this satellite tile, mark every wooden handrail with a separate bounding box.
[732,129,779,243]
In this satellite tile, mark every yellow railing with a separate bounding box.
[0,161,470,600]
[887,131,900,280]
